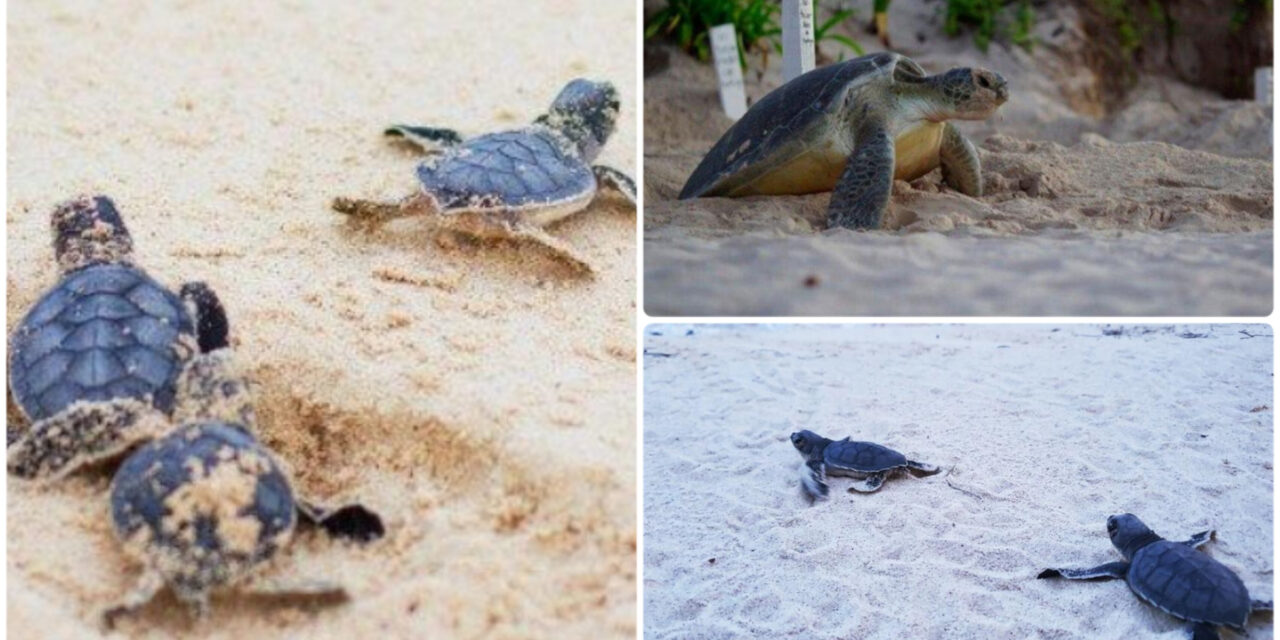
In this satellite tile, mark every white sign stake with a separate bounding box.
[1254,67,1272,104]
[710,24,748,120]
[782,0,815,83]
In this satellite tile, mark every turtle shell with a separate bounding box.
[1127,540,1251,629]
[9,263,195,422]
[110,422,295,597]
[416,127,595,213]
[680,52,920,200]
[822,438,908,472]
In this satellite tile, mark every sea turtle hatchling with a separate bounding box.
[1038,514,1272,640]
[332,78,636,276]
[679,52,1009,230]
[91,295,384,625]
[8,196,216,478]
[790,429,940,499]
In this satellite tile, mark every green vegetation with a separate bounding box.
[644,0,862,70]
[943,0,1037,52]
[1231,0,1272,32]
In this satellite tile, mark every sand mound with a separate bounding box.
[644,325,1273,639]
[7,1,636,638]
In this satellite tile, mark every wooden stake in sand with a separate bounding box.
[710,24,748,120]
[1255,67,1272,104]
[782,0,815,83]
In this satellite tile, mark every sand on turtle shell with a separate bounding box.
[7,1,636,638]
[642,0,1272,316]
[643,324,1274,639]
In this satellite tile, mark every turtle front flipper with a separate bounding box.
[1190,622,1221,640]
[8,400,169,480]
[385,125,463,153]
[592,165,637,206]
[939,122,982,197]
[847,472,887,493]
[1036,561,1129,581]
[799,460,829,500]
[828,120,894,230]
[101,569,166,630]
[297,499,386,543]
[332,196,420,227]
[1181,530,1215,549]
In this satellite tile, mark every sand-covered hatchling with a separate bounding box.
[1038,514,1273,640]
[679,52,1009,230]
[8,196,213,478]
[790,429,940,499]
[332,78,635,277]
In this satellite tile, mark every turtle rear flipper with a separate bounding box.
[828,120,894,230]
[1252,599,1273,612]
[385,125,463,153]
[1036,561,1129,581]
[905,459,941,476]
[8,400,168,480]
[179,281,229,353]
[847,472,887,493]
[101,570,166,630]
[592,165,637,206]
[297,499,386,542]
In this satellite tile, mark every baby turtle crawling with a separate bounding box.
[8,196,211,478]
[790,429,940,499]
[333,78,635,276]
[1038,514,1272,640]
[680,52,1008,230]
[95,291,383,625]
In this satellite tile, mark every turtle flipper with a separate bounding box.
[828,120,894,230]
[847,472,887,493]
[1181,530,1215,549]
[8,400,168,480]
[173,349,257,432]
[1190,622,1220,640]
[939,122,982,197]
[1251,599,1273,612]
[1036,561,1129,581]
[297,499,386,543]
[905,459,941,476]
[179,281,229,353]
[592,165,637,206]
[385,125,463,153]
[101,569,165,630]
[332,196,418,227]
[800,460,829,500]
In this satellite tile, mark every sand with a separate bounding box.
[643,324,1274,639]
[7,1,636,638]
[642,1,1272,316]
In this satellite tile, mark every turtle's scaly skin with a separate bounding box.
[417,129,596,220]
[110,422,296,603]
[823,438,908,472]
[1129,539,1251,630]
[9,263,196,422]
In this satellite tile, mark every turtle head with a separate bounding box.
[790,430,830,462]
[1107,513,1163,560]
[51,195,134,273]
[926,67,1009,121]
[538,78,620,162]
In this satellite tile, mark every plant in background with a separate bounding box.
[943,0,1037,53]
[644,0,863,70]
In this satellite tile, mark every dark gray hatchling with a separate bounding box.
[1038,514,1273,640]
[7,196,217,479]
[789,429,940,499]
[90,290,384,626]
[333,78,635,277]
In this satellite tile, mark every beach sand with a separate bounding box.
[7,1,636,638]
[643,1,1272,316]
[643,324,1273,639]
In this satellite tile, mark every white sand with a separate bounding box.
[642,1,1272,316]
[643,324,1273,639]
[8,1,636,637]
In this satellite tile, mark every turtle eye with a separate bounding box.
[977,75,991,89]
